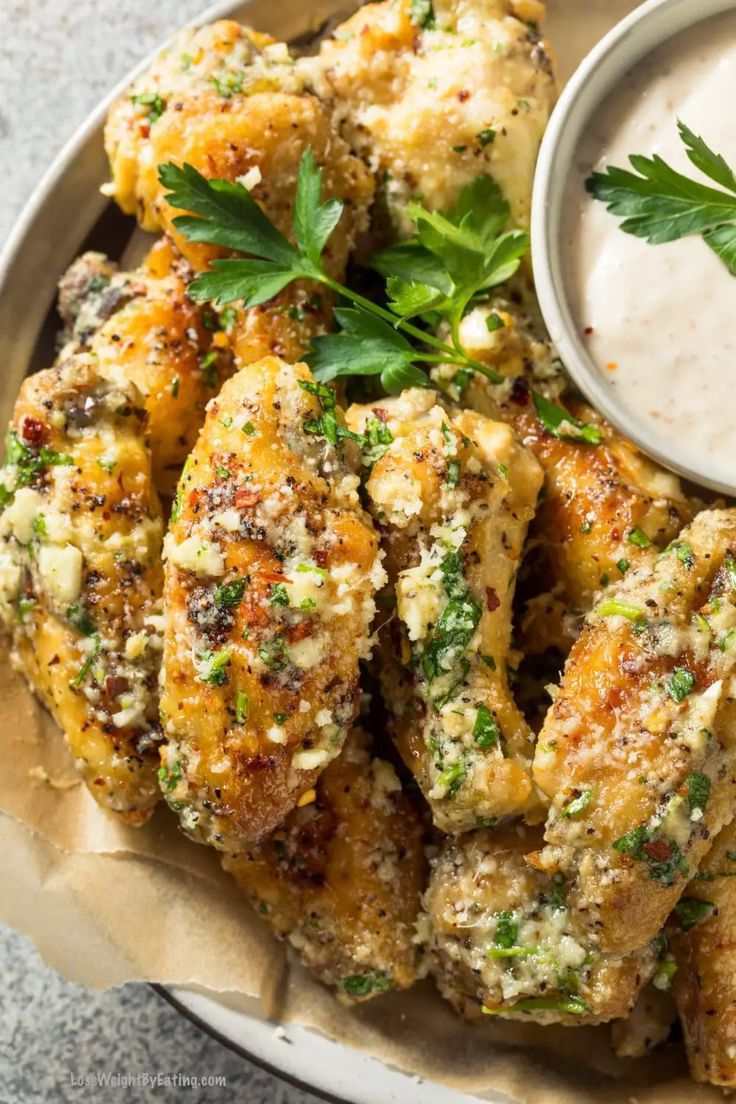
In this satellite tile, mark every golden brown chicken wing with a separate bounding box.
[0,355,164,821]
[306,0,557,237]
[424,826,656,1024]
[159,357,385,850]
[671,819,736,1088]
[59,239,233,498]
[433,301,695,654]
[104,20,373,372]
[532,508,736,957]
[223,726,425,1000]
[347,388,543,832]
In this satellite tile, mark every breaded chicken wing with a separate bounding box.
[433,302,695,653]
[306,0,556,237]
[671,819,736,1088]
[0,355,164,821]
[424,827,656,1024]
[533,508,736,957]
[160,357,385,850]
[223,727,425,1000]
[347,389,543,832]
[59,240,233,498]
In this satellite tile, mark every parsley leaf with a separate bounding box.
[340,973,392,997]
[674,896,715,932]
[587,120,736,276]
[533,394,602,445]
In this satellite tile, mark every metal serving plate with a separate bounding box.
[0,2,640,1101]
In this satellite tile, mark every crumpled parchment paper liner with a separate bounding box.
[1,0,721,1098]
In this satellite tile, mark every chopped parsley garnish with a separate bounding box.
[542,871,567,911]
[198,649,232,686]
[273,711,290,724]
[130,91,166,124]
[494,911,517,949]
[667,667,696,703]
[686,771,711,815]
[235,691,249,725]
[6,430,73,486]
[628,526,652,548]
[340,973,392,997]
[437,761,466,797]
[486,995,589,1016]
[299,378,362,449]
[661,540,695,569]
[209,70,245,98]
[613,824,687,885]
[32,514,46,538]
[674,896,715,932]
[409,0,435,28]
[616,559,629,574]
[241,421,257,436]
[97,456,116,474]
[532,394,601,445]
[269,583,290,607]
[199,351,220,387]
[422,595,481,682]
[597,597,645,622]
[445,459,461,488]
[219,414,233,428]
[66,604,95,636]
[214,577,246,609]
[258,635,288,671]
[158,760,182,792]
[478,127,497,148]
[473,703,501,750]
[587,120,736,277]
[580,520,593,534]
[359,415,393,466]
[562,788,593,818]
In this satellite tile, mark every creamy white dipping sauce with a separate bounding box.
[562,10,736,490]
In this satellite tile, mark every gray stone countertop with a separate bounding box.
[0,2,323,1101]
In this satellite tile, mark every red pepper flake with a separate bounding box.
[457,90,470,102]
[21,416,48,446]
[288,621,315,644]
[584,326,594,336]
[485,587,500,612]
[610,527,621,542]
[260,570,288,584]
[234,487,261,508]
[643,840,672,863]
[373,407,389,423]
[313,549,328,567]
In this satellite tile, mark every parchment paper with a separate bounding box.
[3,0,722,1099]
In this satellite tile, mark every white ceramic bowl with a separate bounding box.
[531,0,736,497]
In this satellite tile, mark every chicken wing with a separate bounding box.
[347,388,543,832]
[58,239,233,498]
[424,826,656,1024]
[532,508,736,957]
[160,357,385,850]
[0,355,164,822]
[306,0,556,237]
[671,819,736,1088]
[433,301,695,654]
[223,726,425,1000]
[103,20,373,272]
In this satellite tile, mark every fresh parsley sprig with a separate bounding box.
[158,152,529,393]
[587,120,736,275]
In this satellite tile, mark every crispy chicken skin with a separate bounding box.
[160,357,385,850]
[433,300,695,653]
[347,389,543,832]
[0,355,164,821]
[59,240,234,498]
[533,509,736,957]
[424,827,656,1024]
[307,0,556,236]
[223,727,425,1000]
[671,819,736,1088]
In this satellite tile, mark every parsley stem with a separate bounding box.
[318,275,503,384]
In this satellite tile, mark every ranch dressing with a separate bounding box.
[562,10,736,490]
